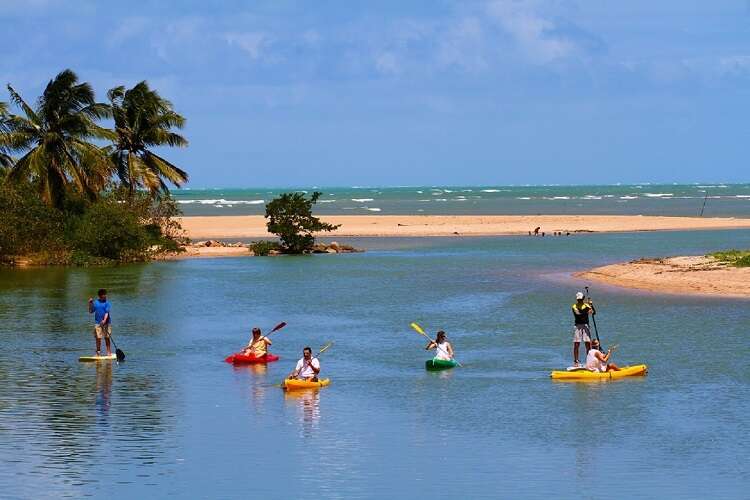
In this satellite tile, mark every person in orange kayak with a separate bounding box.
[288,347,320,381]
[242,327,272,358]
[571,292,595,367]
[425,330,454,360]
[586,339,620,372]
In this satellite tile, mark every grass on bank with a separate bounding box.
[709,249,750,267]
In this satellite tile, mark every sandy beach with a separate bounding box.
[178,214,750,239]
[578,256,750,298]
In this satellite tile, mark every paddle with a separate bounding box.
[584,286,602,345]
[109,334,125,362]
[410,322,462,367]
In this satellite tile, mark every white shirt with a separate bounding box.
[295,357,320,379]
[586,349,607,372]
[434,341,452,360]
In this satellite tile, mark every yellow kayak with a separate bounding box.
[550,364,648,381]
[79,354,117,362]
[282,378,331,390]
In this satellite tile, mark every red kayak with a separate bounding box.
[225,352,280,364]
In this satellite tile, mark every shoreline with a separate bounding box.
[178,214,750,239]
[578,256,750,298]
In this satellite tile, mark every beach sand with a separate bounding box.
[178,214,750,239]
[578,256,750,298]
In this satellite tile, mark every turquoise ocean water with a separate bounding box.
[173,183,750,217]
[1,229,749,499]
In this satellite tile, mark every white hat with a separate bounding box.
[575,292,584,300]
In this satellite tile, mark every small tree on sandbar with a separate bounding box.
[265,191,340,254]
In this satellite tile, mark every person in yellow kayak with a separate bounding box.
[288,347,321,381]
[586,339,620,372]
[571,292,594,367]
[425,330,454,360]
[241,327,272,357]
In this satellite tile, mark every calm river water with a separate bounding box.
[1,230,749,499]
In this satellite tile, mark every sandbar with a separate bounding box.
[578,256,750,298]
[178,214,750,239]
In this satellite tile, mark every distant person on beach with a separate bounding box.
[289,347,321,381]
[571,292,594,367]
[586,339,620,372]
[88,288,112,357]
[242,327,272,357]
[533,226,541,236]
[425,330,454,360]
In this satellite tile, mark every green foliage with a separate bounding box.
[248,240,281,256]
[710,249,750,267]
[0,70,190,266]
[72,199,150,261]
[265,192,340,254]
[0,181,66,257]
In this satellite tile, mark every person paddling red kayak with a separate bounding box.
[242,327,272,357]
[224,322,286,364]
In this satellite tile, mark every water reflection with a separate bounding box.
[284,389,321,435]
[95,361,113,419]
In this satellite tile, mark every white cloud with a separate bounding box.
[108,17,150,47]
[436,17,487,71]
[224,32,270,60]
[374,52,399,74]
[486,0,576,64]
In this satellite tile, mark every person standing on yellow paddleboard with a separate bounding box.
[571,292,595,367]
[88,288,112,357]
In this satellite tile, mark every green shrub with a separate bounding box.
[72,199,150,261]
[0,182,66,257]
[709,249,750,267]
[265,191,340,254]
[248,240,281,256]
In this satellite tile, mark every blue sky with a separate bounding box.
[1,0,749,187]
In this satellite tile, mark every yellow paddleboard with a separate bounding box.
[79,354,117,362]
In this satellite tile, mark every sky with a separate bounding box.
[1,0,749,187]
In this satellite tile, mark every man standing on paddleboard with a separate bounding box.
[88,289,112,357]
[571,292,594,367]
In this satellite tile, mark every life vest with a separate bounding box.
[572,303,592,325]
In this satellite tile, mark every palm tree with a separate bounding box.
[0,69,113,207]
[107,82,188,196]
[0,102,14,169]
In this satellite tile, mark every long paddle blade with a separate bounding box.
[269,321,287,334]
[115,348,126,362]
[316,342,333,357]
[410,322,430,339]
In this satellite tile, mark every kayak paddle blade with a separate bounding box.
[271,321,287,333]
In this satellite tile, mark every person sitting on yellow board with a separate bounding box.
[571,292,595,367]
[288,347,320,381]
[586,339,620,372]
[242,327,272,357]
[425,330,454,360]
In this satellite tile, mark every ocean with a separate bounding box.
[172,183,750,217]
[1,229,749,498]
